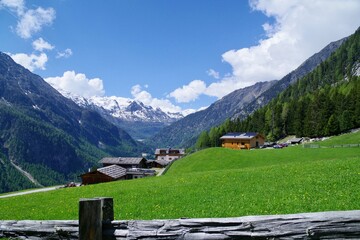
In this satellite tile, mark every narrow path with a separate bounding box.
[0,186,60,199]
[10,160,43,187]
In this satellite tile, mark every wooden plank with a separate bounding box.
[79,198,102,240]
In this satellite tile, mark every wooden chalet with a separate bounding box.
[155,148,185,161]
[220,132,265,150]
[99,157,147,169]
[80,165,126,185]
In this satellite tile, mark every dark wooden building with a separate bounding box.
[80,165,127,185]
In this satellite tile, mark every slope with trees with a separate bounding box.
[197,27,360,146]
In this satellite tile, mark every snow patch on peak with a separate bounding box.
[58,90,184,123]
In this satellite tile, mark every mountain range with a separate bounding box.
[59,92,183,140]
[147,36,347,148]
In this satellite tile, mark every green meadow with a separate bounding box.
[0,132,359,220]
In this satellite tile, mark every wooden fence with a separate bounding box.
[1,197,360,239]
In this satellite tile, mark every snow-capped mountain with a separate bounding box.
[58,91,184,140]
[60,91,183,123]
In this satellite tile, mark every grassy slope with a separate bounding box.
[0,132,359,220]
[315,130,360,147]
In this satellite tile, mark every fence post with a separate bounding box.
[79,197,114,240]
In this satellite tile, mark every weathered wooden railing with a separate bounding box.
[1,197,360,239]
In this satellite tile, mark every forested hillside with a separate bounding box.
[196,27,360,146]
[149,31,346,149]
[0,52,142,193]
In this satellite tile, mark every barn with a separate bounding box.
[220,132,265,150]
[80,165,127,185]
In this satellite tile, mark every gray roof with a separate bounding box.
[289,137,303,143]
[97,165,127,179]
[220,132,260,140]
[99,157,146,165]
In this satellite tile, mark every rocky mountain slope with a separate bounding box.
[0,52,141,193]
[61,92,183,140]
[232,36,348,120]
[149,36,347,148]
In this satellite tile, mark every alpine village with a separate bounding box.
[0,4,360,239]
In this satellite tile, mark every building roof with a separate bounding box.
[97,165,127,179]
[220,132,261,140]
[154,159,170,166]
[99,157,146,165]
[289,137,303,143]
[155,148,185,155]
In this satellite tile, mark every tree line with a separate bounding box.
[196,27,360,148]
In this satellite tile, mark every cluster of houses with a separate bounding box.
[80,148,185,185]
[80,132,304,185]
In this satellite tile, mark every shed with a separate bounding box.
[289,137,303,144]
[220,132,265,150]
[80,165,126,185]
[99,157,147,169]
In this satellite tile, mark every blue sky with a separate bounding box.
[1,0,360,114]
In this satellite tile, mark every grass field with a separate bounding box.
[0,132,359,220]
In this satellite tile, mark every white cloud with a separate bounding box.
[32,37,54,51]
[131,84,185,114]
[218,0,360,95]
[168,80,207,103]
[1,0,56,39]
[16,7,55,39]
[173,0,360,100]
[9,52,48,71]
[0,0,25,15]
[45,71,105,98]
[206,69,220,79]
[56,48,73,59]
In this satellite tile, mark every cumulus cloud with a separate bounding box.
[9,52,48,71]
[131,84,185,114]
[56,48,73,59]
[218,0,360,95]
[171,0,360,100]
[45,71,105,98]
[0,0,55,39]
[0,0,25,15]
[16,7,55,39]
[168,80,207,103]
[206,69,220,79]
[32,37,54,51]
